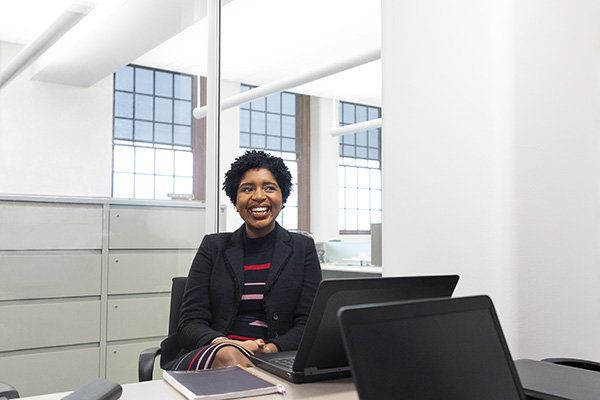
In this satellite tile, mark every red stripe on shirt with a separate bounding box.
[244,263,270,270]
[227,334,258,341]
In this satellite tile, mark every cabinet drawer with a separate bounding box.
[108,251,195,294]
[0,346,100,397]
[107,295,169,341]
[0,254,101,300]
[109,206,205,249]
[106,339,163,384]
[0,202,103,250]
[0,300,101,351]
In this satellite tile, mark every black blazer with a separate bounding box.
[160,223,322,367]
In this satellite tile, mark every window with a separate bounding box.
[112,65,198,200]
[239,84,308,231]
[338,101,382,233]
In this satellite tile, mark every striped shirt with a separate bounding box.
[227,227,276,341]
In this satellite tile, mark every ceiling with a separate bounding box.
[0,0,381,106]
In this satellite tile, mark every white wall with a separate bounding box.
[0,42,113,197]
[382,0,600,361]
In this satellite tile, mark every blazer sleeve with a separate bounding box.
[176,234,226,350]
[268,235,322,351]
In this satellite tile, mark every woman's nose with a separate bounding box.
[252,188,266,200]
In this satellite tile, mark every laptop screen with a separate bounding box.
[338,296,526,400]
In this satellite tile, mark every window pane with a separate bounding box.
[240,133,250,147]
[135,94,153,120]
[282,138,295,152]
[251,97,265,111]
[174,176,193,194]
[339,208,345,231]
[345,166,357,188]
[267,136,280,151]
[135,68,153,94]
[286,161,298,184]
[135,174,154,199]
[368,130,379,147]
[346,188,358,209]
[115,66,133,91]
[174,151,193,177]
[174,125,191,146]
[251,134,265,148]
[357,168,370,189]
[155,71,173,97]
[282,206,298,230]
[134,120,152,142]
[356,131,367,146]
[358,189,370,209]
[343,145,355,157]
[371,209,382,224]
[282,93,296,115]
[287,188,298,207]
[267,113,281,135]
[371,190,382,210]
[371,169,381,189]
[174,100,191,125]
[174,75,192,100]
[113,173,134,198]
[338,165,345,187]
[135,147,154,174]
[155,149,174,175]
[356,106,367,122]
[282,116,295,138]
[251,111,265,133]
[356,146,367,159]
[155,97,173,123]
[114,118,133,140]
[358,209,370,231]
[155,123,172,144]
[114,145,134,173]
[266,93,280,113]
[368,147,379,160]
[346,209,358,231]
[368,107,379,120]
[343,103,354,124]
[155,175,173,199]
[115,92,133,118]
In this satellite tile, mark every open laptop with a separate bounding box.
[249,275,459,383]
[338,295,528,400]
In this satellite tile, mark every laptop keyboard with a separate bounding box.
[270,357,295,369]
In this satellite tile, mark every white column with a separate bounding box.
[382,0,600,361]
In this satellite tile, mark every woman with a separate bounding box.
[160,150,322,370]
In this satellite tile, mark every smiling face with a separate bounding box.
[236,168,283,238]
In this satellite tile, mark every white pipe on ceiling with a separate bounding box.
[192,48,381,119]
[330,117,382,137]
[0,2,91,90]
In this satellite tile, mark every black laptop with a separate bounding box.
[249,275,459,383]
[338,295,527,400]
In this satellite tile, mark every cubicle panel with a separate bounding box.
[0,300,101,352]
[108,251,196,295]
[0,254,101,300]
[109,206,205,249]
[107,295,169,341]
[0,201,103,250]
[106,339,163,384]
[0,346,100,397]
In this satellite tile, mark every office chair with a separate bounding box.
[138,276,187,382]
[0,381,19,399]
[542,357,600,373]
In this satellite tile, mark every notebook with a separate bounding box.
[337,295,527,400]
[249,275,459,383]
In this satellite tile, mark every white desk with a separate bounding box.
[21,368,358,400]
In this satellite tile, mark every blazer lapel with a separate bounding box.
[265,224,293,292]
[223,226,245,296]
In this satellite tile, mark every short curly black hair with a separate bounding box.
[223,150,293,206]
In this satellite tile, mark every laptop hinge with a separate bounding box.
[304,366,352,376]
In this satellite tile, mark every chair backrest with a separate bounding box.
[167,277,187,336]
